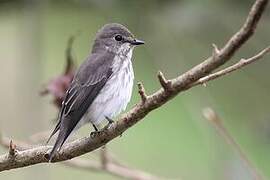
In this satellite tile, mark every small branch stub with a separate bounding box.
[212,43,220,59]
[137,82,148,103]
[8,140,16,157]
[157,71,172,91]
[202,107,220,124]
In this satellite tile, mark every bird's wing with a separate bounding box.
[48,51,114,161]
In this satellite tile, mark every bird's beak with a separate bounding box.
[127,38,145,45]
[131,39,144,45]
[131,39,145,45]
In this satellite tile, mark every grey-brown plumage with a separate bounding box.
[47,23,144,161]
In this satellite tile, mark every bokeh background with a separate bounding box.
[0,0,270,179]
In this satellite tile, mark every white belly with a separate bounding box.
[80,52,134,126]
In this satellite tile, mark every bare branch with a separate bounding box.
[203,108,264,180]
[0,134,159,180]
[0,0,268,173]
[137,82,148,102]
[192,46,270,86]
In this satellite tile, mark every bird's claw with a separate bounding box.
[90,123,114,138]
[90,130,102,138]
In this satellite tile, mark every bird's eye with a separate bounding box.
[114,35,123,41]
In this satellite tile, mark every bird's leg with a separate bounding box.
[90,124,102,137]
[105,116,114,124]
[105,116,124,137]
[90,117,114,138]
[92,124,99,131]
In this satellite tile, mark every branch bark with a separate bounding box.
[0,0,268,174]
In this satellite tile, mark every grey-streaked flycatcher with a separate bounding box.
[47,23,144,161]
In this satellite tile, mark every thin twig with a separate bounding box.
[203,108,264,180]
[193,46,270,86]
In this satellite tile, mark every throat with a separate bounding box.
[112,49,133,72]
[116,43,134,58]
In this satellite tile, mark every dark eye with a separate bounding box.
[114,35,123,41]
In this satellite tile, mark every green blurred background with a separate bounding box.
[0,0,270,179]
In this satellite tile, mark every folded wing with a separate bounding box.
[48,51,114,161]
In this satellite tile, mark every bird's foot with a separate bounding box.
[90,118,114,138]
[90,124,101,137]
[90,130,102,138]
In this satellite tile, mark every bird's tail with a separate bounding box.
[48,130,68,162]
[48,115,77,162]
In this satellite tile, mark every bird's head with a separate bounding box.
[92,23,144,55]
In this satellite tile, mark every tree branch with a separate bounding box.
[0,0,268,173]
[0,135,159,180]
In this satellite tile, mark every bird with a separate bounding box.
[47,23,144,161]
